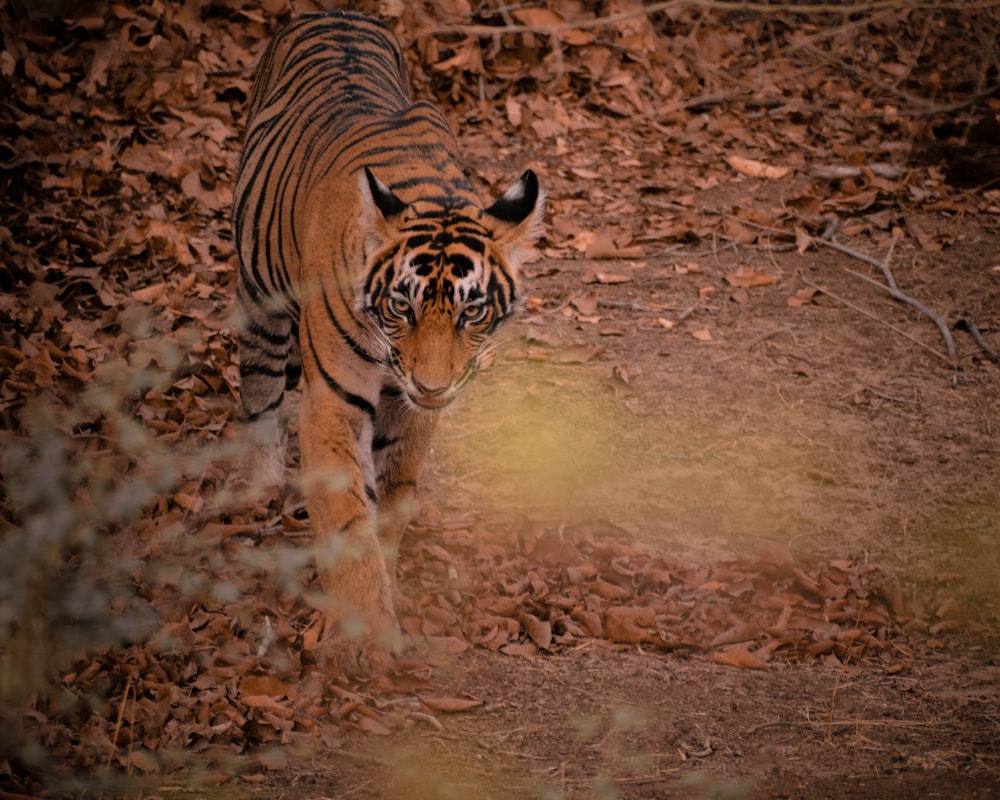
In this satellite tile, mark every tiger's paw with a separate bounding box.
[233,438,287,492]
[229,410,288,493]
[314,625,404,679]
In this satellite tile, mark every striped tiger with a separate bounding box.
[232,11,544,674]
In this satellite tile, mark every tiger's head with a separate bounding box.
[360,168,544,410]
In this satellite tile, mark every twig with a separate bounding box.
[817,236,889,275]
[955,317,1000,364]
[799,39,1000,116]
[827,603,866,742]
[748,718,959,735]
[107,668,134,764]
[98,666,134,800]
[867,388,919,405]
[407,711,444,730]
[799,276,949,363]
[812,230,957,362]
[745,327,792,351]
[674,305,699,326]
[597,299,662,313]
[811,164,905,180]
[430,1,1000,37]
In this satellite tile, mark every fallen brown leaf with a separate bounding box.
[712,649,769,670]
[726,155,792,179]
[582,265,632,283]
[725,267,778,289]
[556,343,606,363]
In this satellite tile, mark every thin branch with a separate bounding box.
[811,231,957,362]
[799,275,950,363]
[955,317,1000,364]
[429,1,1000,37]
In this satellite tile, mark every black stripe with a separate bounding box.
[245,393,284,421]
[322,286,380,364]
[378,478,416,495]
[305,327,376,420]
[241,362,286,379]
[245,319,288,347]
[285,362,302,389]
[372,434,398,451]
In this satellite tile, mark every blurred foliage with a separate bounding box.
[0,339,182,788]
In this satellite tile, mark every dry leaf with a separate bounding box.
[572,291,599,315]
[712,649,769,670]
[356,716,393,735]
[604,606,659,644]
[726,155,792,179]
[240,675,297,700]
[585,236,643,260]
[794,226,812,253]
[787,287,821,307]
[124,749,160,773]
[611,363,632,386]
[725,267,777,288]
[519,613,553,650]
[426,635,470,654]
[722,216,757,244]
[241,695,289,712]
[131,283,167,303]
[511,7,565,27]
[500,642,539,657]
[556,343,606,363]
[582,265,632,284]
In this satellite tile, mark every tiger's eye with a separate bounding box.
[389,297,412,319]
[460,304,489,324]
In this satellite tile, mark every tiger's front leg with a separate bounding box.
[372,387,438,596]
[298,382,402,676]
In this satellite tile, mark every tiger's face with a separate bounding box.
[360,169,544,410]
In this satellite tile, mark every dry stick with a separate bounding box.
[749,718,953,735]
[812,233,958,362]
[956,317,1000,364]
[98,666,135,800]
[431,0,1000,36]
[799,275,949,363]
[826,603,862,743]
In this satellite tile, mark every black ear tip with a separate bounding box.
[487,169,541,224]
[517,169,539,204]
[364,166,408,219]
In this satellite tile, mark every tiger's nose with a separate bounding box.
[413,378,449,397]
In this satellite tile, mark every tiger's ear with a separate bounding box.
[360,167,409,251]
[484,169,546,266]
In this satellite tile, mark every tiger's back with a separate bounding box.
[232,11,544,676]
[234,12,479,318]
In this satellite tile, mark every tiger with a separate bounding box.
[232,10,544,675]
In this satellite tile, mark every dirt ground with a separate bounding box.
[242,173,1000,797]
